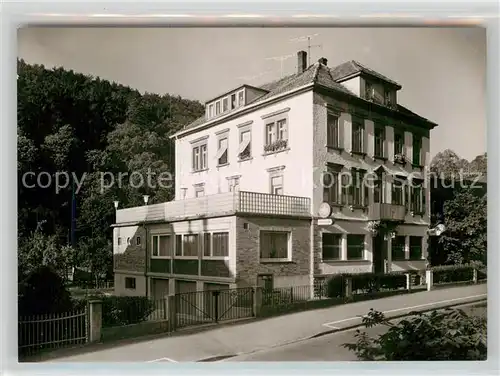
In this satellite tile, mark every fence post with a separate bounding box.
[426,269,433,291]
[168,294,177,332]
[473,267,478,284]
[88,300,102,343]
[345,277,353,298]
[253,287,262,317]
[405,273,412,292]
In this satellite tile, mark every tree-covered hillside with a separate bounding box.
[17,59,204,281]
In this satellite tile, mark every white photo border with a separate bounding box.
[1,0,498,374]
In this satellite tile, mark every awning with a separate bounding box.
[237,137,251,154]
[214,139,228,160]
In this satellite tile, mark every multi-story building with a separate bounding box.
[112,51,437,299]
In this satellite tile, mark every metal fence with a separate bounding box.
[176,287,254,328]
[18,308,88,357]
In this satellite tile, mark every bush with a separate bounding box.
[343,307,487,360]
[326,272,409,298]
[18,265,75,317]
[101,296,155,327]
[326,275,345,298]
[432,264,475,284]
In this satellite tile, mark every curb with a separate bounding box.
[213,297,487,362]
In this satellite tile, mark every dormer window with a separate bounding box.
[365,82,374,100]
[384,89,391,106]
[208,104,214,118]
[238,90,245,107]
[215,101,221,115]
[222,98,229,112]
[231,94,237,109]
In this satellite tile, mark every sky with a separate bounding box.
[17,27,486,160]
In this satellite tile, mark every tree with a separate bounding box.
[430,149,469,178]
[18,230,77,281]
[18,265,75,316]
[469,152,487,176]
[343,308,487,360]
[439,189,487,265]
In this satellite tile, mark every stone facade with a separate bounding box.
[113,226,147,273]
[235,216,311,288]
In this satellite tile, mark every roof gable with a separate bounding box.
[330,60,402,89]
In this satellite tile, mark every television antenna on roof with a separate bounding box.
[265,53,294,78]
[289,33,322,66]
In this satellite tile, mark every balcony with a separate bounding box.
[115,191,311,224]
[369,203,406,222]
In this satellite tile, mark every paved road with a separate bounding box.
[223,303,487,362]
[38,284,486,363]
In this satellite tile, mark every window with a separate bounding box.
[327,113,340,148]
[391,236,406,260]
[411,181,424,214]
[117,237,122,246]
[394,132,404,157]
[365,82,373,99]
[374,176,383,203]
[409,236,423,260]
[216,137,228,165]
[182,234,199,257]
[322,233,341,260]
[203,232,229,257]
[277,119,287,140]
[212,232,229,257]
[192,143,207,171]
[270,175,283,195]
[222,97,228,112]
[208,104,214,118]
[175,235,182,256]
[125,277,136,290]
[323,167,340,204]
[349,169,366,206]
[341,173,350,205]
[347,235,364,260]
[384,90,391,105]
[195,185,205,197]
[237,90,244,107]
[351,122,364,153]
[136,236,141,246]
[374,125,385,158]
[260,231,289,260]
[412,136,422,166]
[238,130,251,159]
[392,179,404,205]
[215,101,221,115]
[152,235,172,257]
[231,94,237,109]
[265,118,288,150]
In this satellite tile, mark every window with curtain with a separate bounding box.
[260,231,289,259]
[347,235,364,260]
[391,236,406,260]
[322,233,341,260]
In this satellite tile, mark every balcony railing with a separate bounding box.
[115,191,311,224]
[369,203,406,222]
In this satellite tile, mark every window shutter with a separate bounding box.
[362,122,368,153]
[338,117,345,149]
[383,126,388,158]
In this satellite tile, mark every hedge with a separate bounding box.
[431,264,475,285]
[326,272,409,298]
[100,296,155,328]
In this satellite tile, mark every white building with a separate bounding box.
[112,51,437,298]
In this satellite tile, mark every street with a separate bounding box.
[37,284,486,363]
[223,302,487,361]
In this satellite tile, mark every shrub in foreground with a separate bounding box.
[343,307,487,360]
[101,296,155,327]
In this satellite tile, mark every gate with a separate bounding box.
[175,287,254,329]
[18,307,88,357]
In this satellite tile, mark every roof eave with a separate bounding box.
[173,82,315,139]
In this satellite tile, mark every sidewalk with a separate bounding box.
[42,284,486,363]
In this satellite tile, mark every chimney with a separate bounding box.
[318,57,328,66]
[297,50,307,74]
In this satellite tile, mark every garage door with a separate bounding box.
[151,278,169,300]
